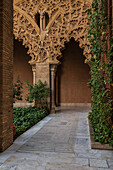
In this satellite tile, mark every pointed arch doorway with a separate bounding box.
[56,38,91,107]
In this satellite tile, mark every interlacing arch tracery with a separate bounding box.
[14,0,93,64]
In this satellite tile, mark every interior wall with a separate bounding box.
[57,38,91,104]
[14,39,33,102]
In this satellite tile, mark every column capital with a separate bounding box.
[40,11,45,18]
[50,64,58,74]
[30,64,36,72]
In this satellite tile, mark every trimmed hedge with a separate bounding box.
[13,107,50,139]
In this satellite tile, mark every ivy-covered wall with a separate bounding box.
[87,0,113,146]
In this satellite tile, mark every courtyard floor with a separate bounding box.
[0,106,113,170]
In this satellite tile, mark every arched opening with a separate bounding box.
[14,39,33,105]
[44,12,49,28]
[56,38,91,106]
[35,12,40,28]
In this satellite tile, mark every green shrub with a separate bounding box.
[25,80,50,107]
[13,75,23,102]
[13,107,50,139]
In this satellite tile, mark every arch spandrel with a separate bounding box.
[13,0,93,64]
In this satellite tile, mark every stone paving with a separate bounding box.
[0,106,113,170]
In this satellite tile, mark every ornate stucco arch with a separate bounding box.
[13,0,93,112]
[13,0,93,64]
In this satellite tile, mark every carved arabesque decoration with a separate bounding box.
[14,0,93,63]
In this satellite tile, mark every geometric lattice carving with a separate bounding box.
[14,0,93,64]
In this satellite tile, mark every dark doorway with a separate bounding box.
[56,38,91,106]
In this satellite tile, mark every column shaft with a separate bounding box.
[50,64,57,113]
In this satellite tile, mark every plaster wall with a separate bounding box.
[14,40,33,102]
[57,39,91,104]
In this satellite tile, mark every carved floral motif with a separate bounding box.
[14,0,92,63]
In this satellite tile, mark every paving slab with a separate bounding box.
[89,159,108,168]
[74,157,89,166]
[0,106,113,170]
[108,159,113,168]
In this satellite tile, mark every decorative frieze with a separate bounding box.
[13,0,93,64]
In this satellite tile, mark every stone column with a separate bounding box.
[50,64,57,113]
[36,62,50,108]
[33,71,36,85]
[31,64,36,106]
[31,64,36,85]
[36,62,50,84]
[56,73,59,106]
[43,12,46,30]
[40,12,44,31]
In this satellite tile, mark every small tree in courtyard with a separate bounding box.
[25,80,50,108]
[13,75,23,103]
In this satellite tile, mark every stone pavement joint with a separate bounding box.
[0,106,113,170]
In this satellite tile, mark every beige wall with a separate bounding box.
[14,40,33,102]
[57,38,91,104]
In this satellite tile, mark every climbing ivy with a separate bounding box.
[87,0,113,146]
